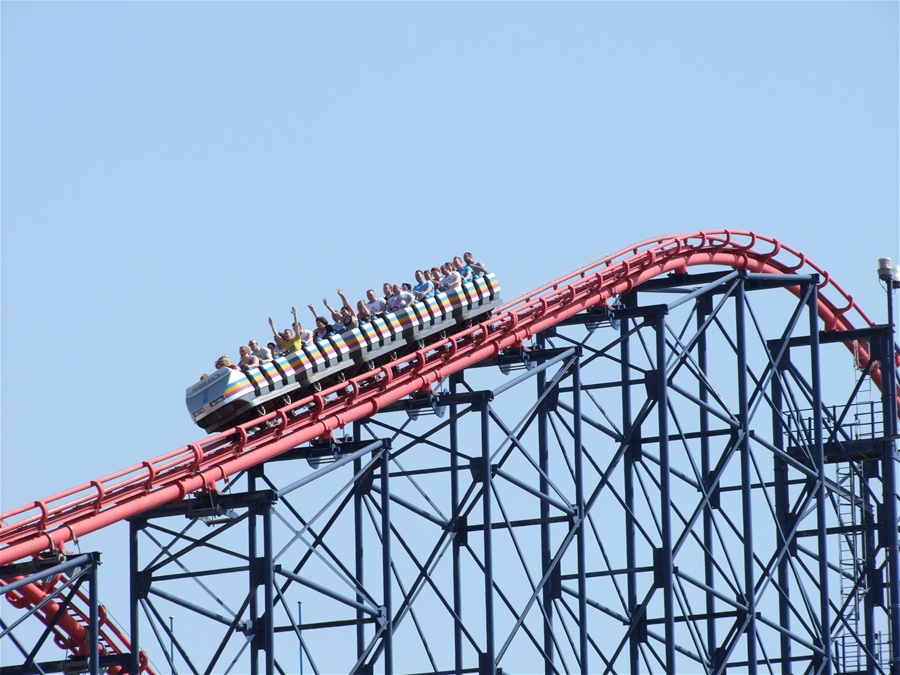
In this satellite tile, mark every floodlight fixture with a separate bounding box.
[877,257,900,288]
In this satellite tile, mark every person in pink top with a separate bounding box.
[386,283,415,312]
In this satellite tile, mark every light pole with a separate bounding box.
[876,256,899,675]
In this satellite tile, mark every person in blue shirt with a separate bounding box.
[454,256,473,283]
[412,269,435,301]
[464,251,486,278]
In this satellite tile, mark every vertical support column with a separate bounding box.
[480,397,496,675]
[736,274,757,673]
[249,465,260,675]
[129,520,142,675]
[620,295,639,674]
[450,372,464,674]
[771,368,792,674]
[381,441,393,674]
[808,281,833,674]
[353,420,366,660]
[573,352,588,675]
[863,490,877,675]
[654,307,676,672]
[88,552,100,675]
[263,498,275,675]
[697,295,717,664]
[537,333,555,675]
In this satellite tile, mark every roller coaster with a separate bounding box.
[186,273,502,434]
[1,230,898,675]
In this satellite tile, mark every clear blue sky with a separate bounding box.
[2,0,898,667]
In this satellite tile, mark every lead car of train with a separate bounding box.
[186,273,501,434]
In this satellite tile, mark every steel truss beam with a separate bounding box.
[118,270,897,674]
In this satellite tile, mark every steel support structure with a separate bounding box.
[85,271,899,673]
[0,552,134,675]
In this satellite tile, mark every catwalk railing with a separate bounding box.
[1,230,895,670]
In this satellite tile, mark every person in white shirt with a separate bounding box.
[438,262,461,291]
[249,339,272,362]
[365,288,387,316]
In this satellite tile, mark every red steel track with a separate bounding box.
[1,230,892,670]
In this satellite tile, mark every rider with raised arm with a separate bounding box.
[268,306,312,354]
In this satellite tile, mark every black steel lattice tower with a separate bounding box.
[117,268,898,675]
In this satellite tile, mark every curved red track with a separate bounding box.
[1,230,894,669]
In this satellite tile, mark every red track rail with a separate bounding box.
[1,230,893,668]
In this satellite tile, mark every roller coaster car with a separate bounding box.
[185,274,502,434]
